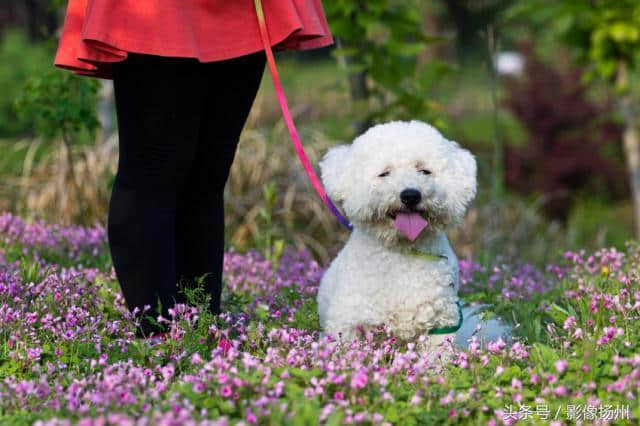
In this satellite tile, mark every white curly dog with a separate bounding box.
[317,120,477,357]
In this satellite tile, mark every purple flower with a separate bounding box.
[555,360,568,374]
[220,385,232,398]
[350,370,368,390]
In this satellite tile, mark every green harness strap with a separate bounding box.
[428,300,463,335]
[405,248,464,335]
[406,249,447,262]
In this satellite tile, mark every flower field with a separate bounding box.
[0,212,638,425]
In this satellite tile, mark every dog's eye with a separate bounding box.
[419,169,432,175]
[378,171,390,178]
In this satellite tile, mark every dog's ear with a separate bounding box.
[319,144,351,203]
[446,142,477,223]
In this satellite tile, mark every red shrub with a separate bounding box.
[503,45,627,220]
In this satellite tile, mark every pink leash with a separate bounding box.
[254,0,353,231]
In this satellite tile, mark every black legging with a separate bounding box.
[108,52,265,336]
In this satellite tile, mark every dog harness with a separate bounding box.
[428,300,463,335]
[406,249,448,262]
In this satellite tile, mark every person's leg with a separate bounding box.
[175,52,266,314]
[108,54,208,336]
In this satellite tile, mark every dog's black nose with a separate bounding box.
[400,188,421,207]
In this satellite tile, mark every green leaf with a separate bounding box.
[285,383,304,396]
[451,369,473,388]
[597,350,611,362]
[532,343,560,368]
[289,367,322,380]
[202,397,217,409]
[609,22,640,42]
[326,410,345,426]
[385,405,400,422]
[547,303,569,326]
[217,400,235,414]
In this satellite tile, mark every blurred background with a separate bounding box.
[0,0,638,266]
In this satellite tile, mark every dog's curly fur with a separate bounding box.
[317,120,477,346]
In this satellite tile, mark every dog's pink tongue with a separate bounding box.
[394,213,428,241]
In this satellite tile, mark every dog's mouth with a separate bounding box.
[387,208,429,241]
[386,207,427,220]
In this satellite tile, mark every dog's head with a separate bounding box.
[320,120,476,246]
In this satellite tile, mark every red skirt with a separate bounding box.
[54,0,333,79]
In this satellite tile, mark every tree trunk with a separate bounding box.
[343,0,371,136]
[24,0,56,41]
[617,63,640,239]
[346,65,370,136]
[621,94,640,238]
[98,80,115,141]
[487,25,503,200]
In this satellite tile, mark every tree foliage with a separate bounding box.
[508,0,640,235]
[503,45,626,220]
[509,0,640,86]
[439,0,515,62]
[325,0,454,134]
[14,69,100,143]
[0,29,51,137]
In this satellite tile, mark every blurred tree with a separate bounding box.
[439,0,515,62]
[14,69,101,222]
[0,0,58,41]
[0,29,51,137]
[324,0,454,136]
[15,70,100,143]
[509,0,640,237]
[504,44,626,220]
